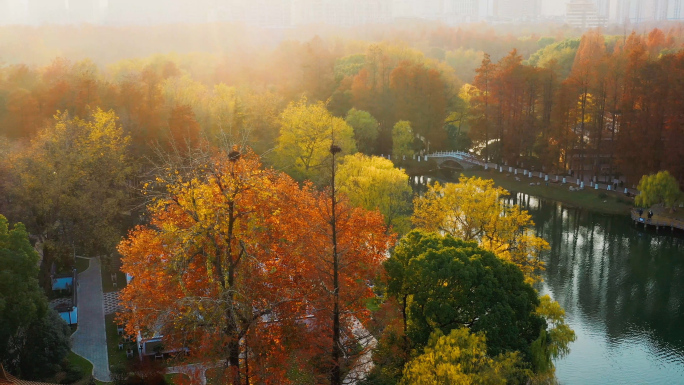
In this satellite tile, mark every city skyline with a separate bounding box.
[0,0,682,26]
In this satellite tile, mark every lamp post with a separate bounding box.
[329,143,342,385]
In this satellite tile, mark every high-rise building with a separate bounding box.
[443,0,479,23]
[28,0,69,24]
[68,0,98,24]
[566,0,607,28]
[291,0,391,26]
[493,0,540,20]
[0,0,10,24]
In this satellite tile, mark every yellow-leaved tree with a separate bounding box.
[337,154,412,234]
[400,328,529,385]
[275,98,356,184]
[412,176,548,283]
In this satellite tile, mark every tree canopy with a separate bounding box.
[0,214,70,380]
[345,108,379,154]
[275,98,356,184]
[391,121,414,161]
[118,149,391,384]
[636,171,682,211]
[386,231,545,360]
[337,154,412,234]
[3,108,133,265]
[412,176,547,283]
[400,328,528,385]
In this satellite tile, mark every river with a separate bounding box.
[506,192,684,384]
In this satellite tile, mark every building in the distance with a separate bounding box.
[0,0,9,24]
[612,0,683,22]
[27,0,68,24]
[493,0,541,21]
[292,0,392,26]
[68,0,99,24]
[443,0,480,23]
[567,0,607,27]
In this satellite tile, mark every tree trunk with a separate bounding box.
[330,147,342,385]
[229,337,241,385]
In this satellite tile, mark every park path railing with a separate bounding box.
[630,209,684,231]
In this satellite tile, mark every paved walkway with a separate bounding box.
[71,257,111,381]
[166,361,225,385]
[343,316,377,385]
[103,291,121,315]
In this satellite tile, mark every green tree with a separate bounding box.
[17,310,71,380]
[0,215,47,364]
[275,98,356,184]
[400,328,529,385]
[337,154,412,234]
[345,108,379,154]
[635,171,682,212]
[412,177,548,284]
[386,231,545,361]
[4,108,133,267]
[0,215,70,380]
[391,121,414,161]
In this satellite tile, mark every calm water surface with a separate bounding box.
[508,193,684,384]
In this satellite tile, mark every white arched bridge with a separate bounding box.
[426,151,486,170]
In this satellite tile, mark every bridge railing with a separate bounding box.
[427,151,485,166]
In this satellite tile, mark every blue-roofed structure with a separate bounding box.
[49,263,78,326]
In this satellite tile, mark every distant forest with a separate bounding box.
[1,22,683,187]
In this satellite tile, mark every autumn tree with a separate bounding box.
[635,171,682,212]
[119,148,391,385]
[119,149,319,384]
[566,29,605,179]
[469,54,497,161]
[391,120,414,161]
[400,328,528,385]
[3,108,133,272]
[337,154,412,234]
[300,144,393,385]
[412,176,547,283]
[274,98,356,184]
[390,61,449,151]
[167,104,202,153]
[345,108,379,154]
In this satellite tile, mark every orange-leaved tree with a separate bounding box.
[118,149,317,384]
[118,147,392,384]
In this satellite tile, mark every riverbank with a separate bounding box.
[455,169,634,215]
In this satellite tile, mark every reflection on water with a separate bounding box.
[507,192,684,384]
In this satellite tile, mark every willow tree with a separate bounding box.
[337,154,412,234]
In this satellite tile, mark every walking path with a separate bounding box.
[343,317,378,385]
[166,361,225,385]
[71,257,111,382]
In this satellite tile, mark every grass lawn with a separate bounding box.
[459,169,634,215]
[105,313,138,369]
[101,265,127,293]
[75,256,91,274]
[66,351,94,385]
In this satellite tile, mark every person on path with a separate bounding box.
[639,208,644,217]
[648,210,653,222]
